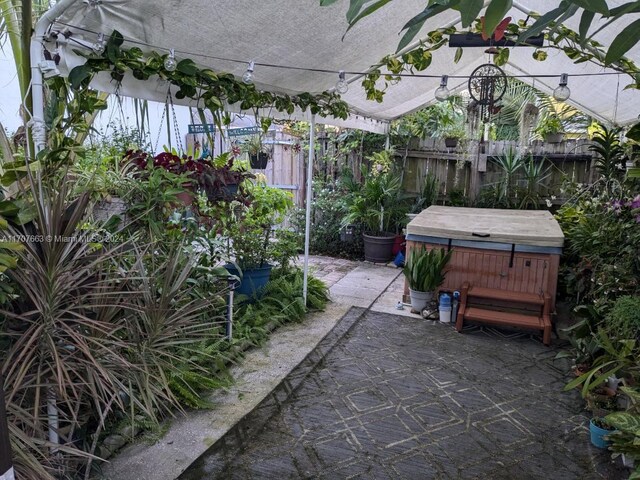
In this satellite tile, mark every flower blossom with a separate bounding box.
[611,199,623,214]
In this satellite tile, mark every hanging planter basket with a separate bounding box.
[544,133,564,144]
[444,137,458,149]
[250,152,269,169]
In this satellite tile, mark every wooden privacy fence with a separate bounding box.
[404,138,595,202]
[253,129,305,207]
[402,150,472,198]
[256,133,595,210]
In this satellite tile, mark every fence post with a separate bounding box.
[0,378,13,480]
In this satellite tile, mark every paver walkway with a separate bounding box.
[180,307,621,480]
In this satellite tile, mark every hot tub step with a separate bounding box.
[455,282,552,345]
[464,307,543,329]
[467,287,545,306]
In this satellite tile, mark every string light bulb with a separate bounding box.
[336,70,349,94]
[553,73,570,102]
[434,75,450,102]
[92,33,107,54]
[164,49,177,72]
[242,61,255,84]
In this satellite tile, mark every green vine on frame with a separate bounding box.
[361,16,640,103]
[64,29,349,130]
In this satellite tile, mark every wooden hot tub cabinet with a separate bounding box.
[404,207,564,340]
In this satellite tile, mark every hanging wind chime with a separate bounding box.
[467,54,508,122]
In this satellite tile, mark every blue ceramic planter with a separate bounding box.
[590,418,614,449]
[225,264,272,298]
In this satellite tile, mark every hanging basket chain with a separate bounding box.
[153,99,167,153]
[168,91,184,154]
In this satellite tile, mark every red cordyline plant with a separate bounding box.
[0,178,228,479]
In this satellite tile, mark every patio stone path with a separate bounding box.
[180,307,623,480]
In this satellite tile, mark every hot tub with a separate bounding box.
[404,206,564,312]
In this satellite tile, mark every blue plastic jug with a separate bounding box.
[439,293,452,323]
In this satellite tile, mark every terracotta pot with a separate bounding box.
[392,234,405,256]
[176,190,194,206]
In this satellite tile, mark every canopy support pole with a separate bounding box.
[30,0,79,155]
[302,115,316,306]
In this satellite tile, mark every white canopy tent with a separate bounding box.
[35,0,640,128]
[30,0,640,302]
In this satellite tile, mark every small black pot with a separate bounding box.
[340,225,356,243]
[544,133,564,144]
[250,152,269,169]
[444,137,458,149]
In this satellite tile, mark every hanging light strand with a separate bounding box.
[164,48,177,71]
[242,60,255,84]
[51,21,629,82]
[335,70,349,94]
[553,73,570,101]
[434,75,450,101]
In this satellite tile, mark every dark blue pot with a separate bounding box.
[221,183,238,197]
[225,263,272,298]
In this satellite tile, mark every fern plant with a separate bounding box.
[403,247,453,292]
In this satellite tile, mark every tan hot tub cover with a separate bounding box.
[407,206,564,248]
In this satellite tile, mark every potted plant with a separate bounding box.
[402,246,453,312]
[590,417,616,449]
[342,163,409,263]
[127,149,202,205]
[223,179,294,297]
[243,135,269,169]
[126,150,254,204]
[198,152,254,201]
[605,388,640,473]
[535,114,564,143]
[441,123,466,149]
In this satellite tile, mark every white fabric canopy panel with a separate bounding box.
[42,0,640,131]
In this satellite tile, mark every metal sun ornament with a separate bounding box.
[467,63,508,121]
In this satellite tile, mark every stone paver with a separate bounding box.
[180,308,623,480]
[299,255,360,289]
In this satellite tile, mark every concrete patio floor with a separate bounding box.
[180,307,621,479]
[101,256,623,479]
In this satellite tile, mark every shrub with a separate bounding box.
[555,180,640,312]
[605,296,640,342]
[294,179,364,259]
